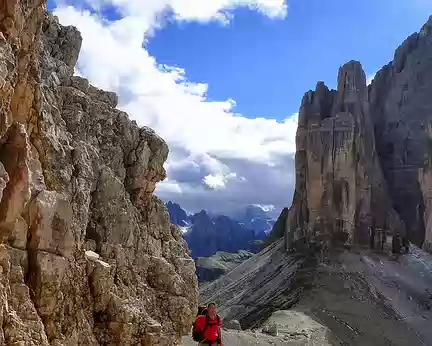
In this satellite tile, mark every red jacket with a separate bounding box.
[195,315,222,342]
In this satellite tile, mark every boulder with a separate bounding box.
[262,322,278,337]
[224,319,242,331]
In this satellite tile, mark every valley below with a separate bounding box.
[182,242,432,346]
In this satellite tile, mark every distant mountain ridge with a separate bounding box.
[236,205,276,236]
[166,201,188,227]
[165,201,274,258]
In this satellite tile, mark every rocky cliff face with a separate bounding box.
[370,17,432,251]
[0,1,197,345]
[285,60,404,249]
[264,207,288,246]
[283,16,432,253]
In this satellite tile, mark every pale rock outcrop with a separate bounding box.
[0,1,198,345]
[280,16,432,251]
[285,61,404,249]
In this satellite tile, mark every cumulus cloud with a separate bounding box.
[51,0,296,217]
[55,0,287,27]
[157,153,295,217]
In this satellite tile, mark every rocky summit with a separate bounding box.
[0,1,197,345]
[285,60,405,250]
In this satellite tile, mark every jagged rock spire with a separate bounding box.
[287,57,405,249]
[336,61,368,112]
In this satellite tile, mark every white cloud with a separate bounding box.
[52,0,296,216]
[56,0,287,27]
[158,154,295,218]
[203,174,228,189]
[203,172,237,189]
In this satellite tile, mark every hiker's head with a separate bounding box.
[207,302,217,319]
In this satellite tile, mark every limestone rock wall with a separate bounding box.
[284,16,432,251]
[369,16,432,249]
[285,61,404,248]
[0,1,198,345]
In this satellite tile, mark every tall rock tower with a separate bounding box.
[286,61,404,249]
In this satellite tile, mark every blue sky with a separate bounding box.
[147,0,432,119]
[48,0,432,217]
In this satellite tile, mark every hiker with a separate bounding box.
[192,302,223,345]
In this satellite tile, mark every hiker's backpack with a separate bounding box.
[191,307,221,342]
[192,307,207,341]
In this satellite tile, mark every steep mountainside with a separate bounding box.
[264,207,289,246]
[0,2,197,345]
[166,202,266,258]
[369,18,432,250]
[282,16,432,254]
[199,241,432,345]
[187,211,261,257]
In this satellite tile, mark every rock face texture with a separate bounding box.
[370,17,432,250]
[0,2,197,345]
[285,61,404,249]
[282,16,432,252]
[419,168,432,252]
